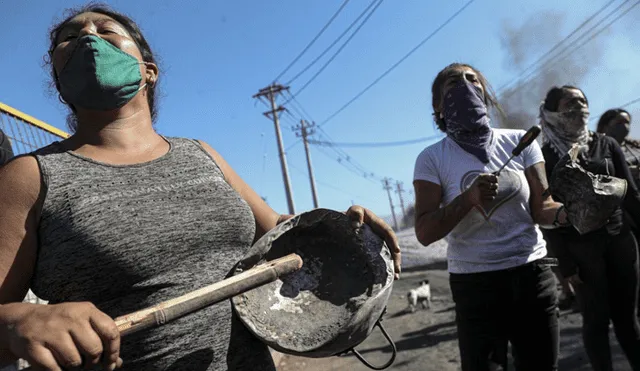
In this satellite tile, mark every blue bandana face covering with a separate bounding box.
[58,35,147,110]
[443,80,495,163]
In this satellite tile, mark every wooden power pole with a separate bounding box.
[383,178,399,231]
[253,84,295,215]
[396,181,407,223]
[295,120,320,208]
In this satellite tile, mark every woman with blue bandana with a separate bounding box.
[413,63,568,371]
[540,86,640,371]
[0,4,401,371]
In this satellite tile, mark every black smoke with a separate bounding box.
[494,11,606,130]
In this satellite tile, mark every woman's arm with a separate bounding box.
[413,173,499,246]
[610,140,640,222]
[413,180,473,246]
[197,141,291,241]
[0,157,43,362]
[525,162,569,228]
[199,141,402,277]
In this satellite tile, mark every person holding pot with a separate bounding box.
[539,86,640,371]
[413,62,568,371]
[0,4,401,371]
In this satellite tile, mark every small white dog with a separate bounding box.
[407,279,431,312]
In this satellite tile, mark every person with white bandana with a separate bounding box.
[539,85,640,371]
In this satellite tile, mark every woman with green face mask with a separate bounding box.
[0,4,402,371]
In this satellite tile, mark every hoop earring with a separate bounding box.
[58,94,68,105]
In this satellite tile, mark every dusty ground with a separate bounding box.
[276,230,632,371]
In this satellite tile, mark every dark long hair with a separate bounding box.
[596,108,631,133]
[542,85,588,112]
[45,3,159,131]
[596,108,638,147]
[431,63,502,132]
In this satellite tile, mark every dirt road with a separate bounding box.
[276,231,632,371]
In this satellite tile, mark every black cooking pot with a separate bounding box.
[231,209,396,370]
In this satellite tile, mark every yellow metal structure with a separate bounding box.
[0,101,69,155]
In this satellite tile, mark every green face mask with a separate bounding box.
[58,35,147,110]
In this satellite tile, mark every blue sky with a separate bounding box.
[1,0,639,219]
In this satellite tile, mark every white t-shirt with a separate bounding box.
[414,128,547,274]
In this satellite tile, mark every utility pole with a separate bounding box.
[295,120,320,208]
[383,178,399,231]
[396,181,407,223]
[253,84,295,215]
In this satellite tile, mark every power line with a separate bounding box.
[315,137,375,180]
[280,109,305,153]
[288,128,400,203]
[273,0,352,83]
[285,90,317,122]
[288,161,380,204]
[285,0,381,86]
[317,0,476,128]
[503,0,636,96]
[497,0,617,93]
[590,96,640,123]
[287,0,385,101]
[314,127,382,183]
[314,143,377,183]
[285,138,302,152]
[620,96,640,110]
[520,0,640,91]
[308,134,442,148]
[500,0,639,98]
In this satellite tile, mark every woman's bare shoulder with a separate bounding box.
[0,155,43,208]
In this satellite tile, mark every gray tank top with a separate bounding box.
[31,137,274,370]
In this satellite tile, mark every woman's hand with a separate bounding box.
[463,173,498,206]
[5,302,122,371]
[346,206,402,280]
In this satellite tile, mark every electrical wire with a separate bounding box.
[285,90,317,122]
[273,0,351,83]
[317,0,476,128]
[590,96,640,123]
[500,0,639,97]
[308,134,442,148]
[314,127,382,182]
[288,161,380,204]
[286,0,385,101]
[497,0,618,93]
[284,0,381,86]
